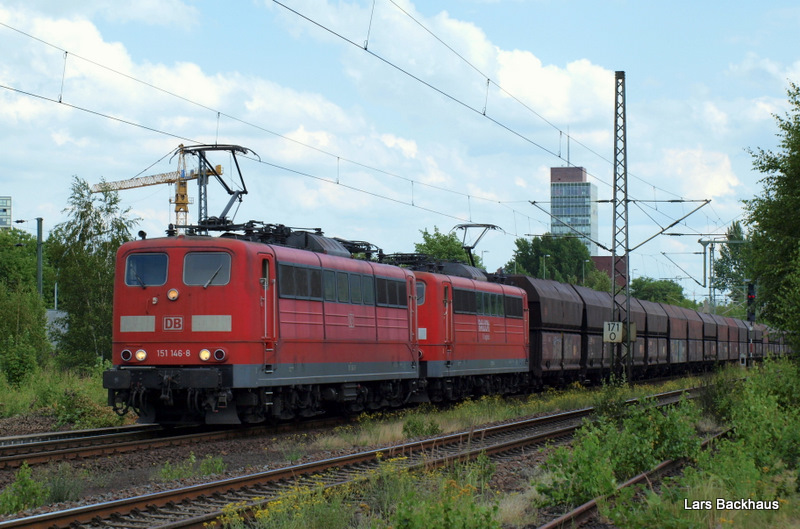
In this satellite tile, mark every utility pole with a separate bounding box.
[14,217,43,297]
[611,71,632,381]
[36,217,42,297]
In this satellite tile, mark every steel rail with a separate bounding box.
[0,387,696,529]
[537,428,732,529]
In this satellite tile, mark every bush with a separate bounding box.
[602,357,800,528]
[0,336,37,387]
[52,388,124,429]
[402,414,442,438]
[541,398,701,506]
[0,463,48,515]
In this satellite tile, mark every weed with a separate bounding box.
[250,484,354,529]
[157,452,226,481]
[592,373,628,421]
[539,397,701,506]
[600,357,800,528]
[42,463,86,503]
[402,414,442,438]
[0,463,48,515]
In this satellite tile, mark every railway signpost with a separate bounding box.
[603,321,636,343]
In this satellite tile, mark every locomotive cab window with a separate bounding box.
[416,281,426,305]
[184,252,231,286]
[125,253,167,287]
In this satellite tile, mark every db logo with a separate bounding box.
[163,316,184,331]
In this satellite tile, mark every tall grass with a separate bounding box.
[0,359,130,429]
[310,374,704,453]
[530,358,800,529]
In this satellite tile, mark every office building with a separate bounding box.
[0,196,10,229]
[550,167,597,256]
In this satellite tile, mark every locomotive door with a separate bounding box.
[443,282,453,362]
[259,256,277,369]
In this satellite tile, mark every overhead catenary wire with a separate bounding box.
[269,0,718,231]
[0,13,719,282]
[0,14,710,233]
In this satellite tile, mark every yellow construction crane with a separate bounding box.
[92,144,254,235]
[91,157,222,229]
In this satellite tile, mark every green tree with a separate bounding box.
[744,81,800,336]
[0,228,56,304]
[0,228,53,383]
[414,227,484,268]
[47,177,138,369]
[503,235,607,290]
[711,221,752,305]
[629,277,696,308]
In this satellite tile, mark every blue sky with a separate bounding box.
[2,0,798,302]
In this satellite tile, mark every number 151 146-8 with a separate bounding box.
[157,349,191,358]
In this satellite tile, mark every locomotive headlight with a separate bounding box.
[199,348,212,362]
[213,349,227,361]
[120,349,133,362]
[167,288,179,301]
[135,349,147,361]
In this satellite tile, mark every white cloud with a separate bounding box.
[701,102,729,135]
[380,134,418,158]
[1,0,199,27]
[495,51,613,124]
[660,148,740,199]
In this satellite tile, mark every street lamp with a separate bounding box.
[582,259,590,284]
[543,254,551,280]
[14,217,43,297]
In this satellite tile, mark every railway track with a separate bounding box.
[537,428,731,529]
[0,388,697,529]
[0,418,347,471]
[0,374,700,472]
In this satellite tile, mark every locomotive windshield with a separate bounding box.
[184,252,231,287]
[125,253,167,287]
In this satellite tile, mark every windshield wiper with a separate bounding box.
[132,271,146,289]
[203,265,223,289]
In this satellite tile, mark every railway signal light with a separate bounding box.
[747,283,756,322]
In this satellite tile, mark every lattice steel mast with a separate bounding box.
[612,71,632,380]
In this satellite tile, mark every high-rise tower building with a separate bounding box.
[0,196,11,229]
[550,167,597,256]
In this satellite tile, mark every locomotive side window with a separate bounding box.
[309,269,322,299]
[453,288,477,314]
[492,293,504,316]
[349,274,362,304]
[504,295,524,319]
[125,253,167,287]
[323,270,336,301]
[336,272,349,303]
[376,277,408,308]
[362,276,375,305]
[279,264,297,296]
[473,291,503,316]
[184,252,231,286]
[278,263,323,300]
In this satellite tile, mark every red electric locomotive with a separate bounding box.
[413,268,529,401]
[103,231,421,424]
